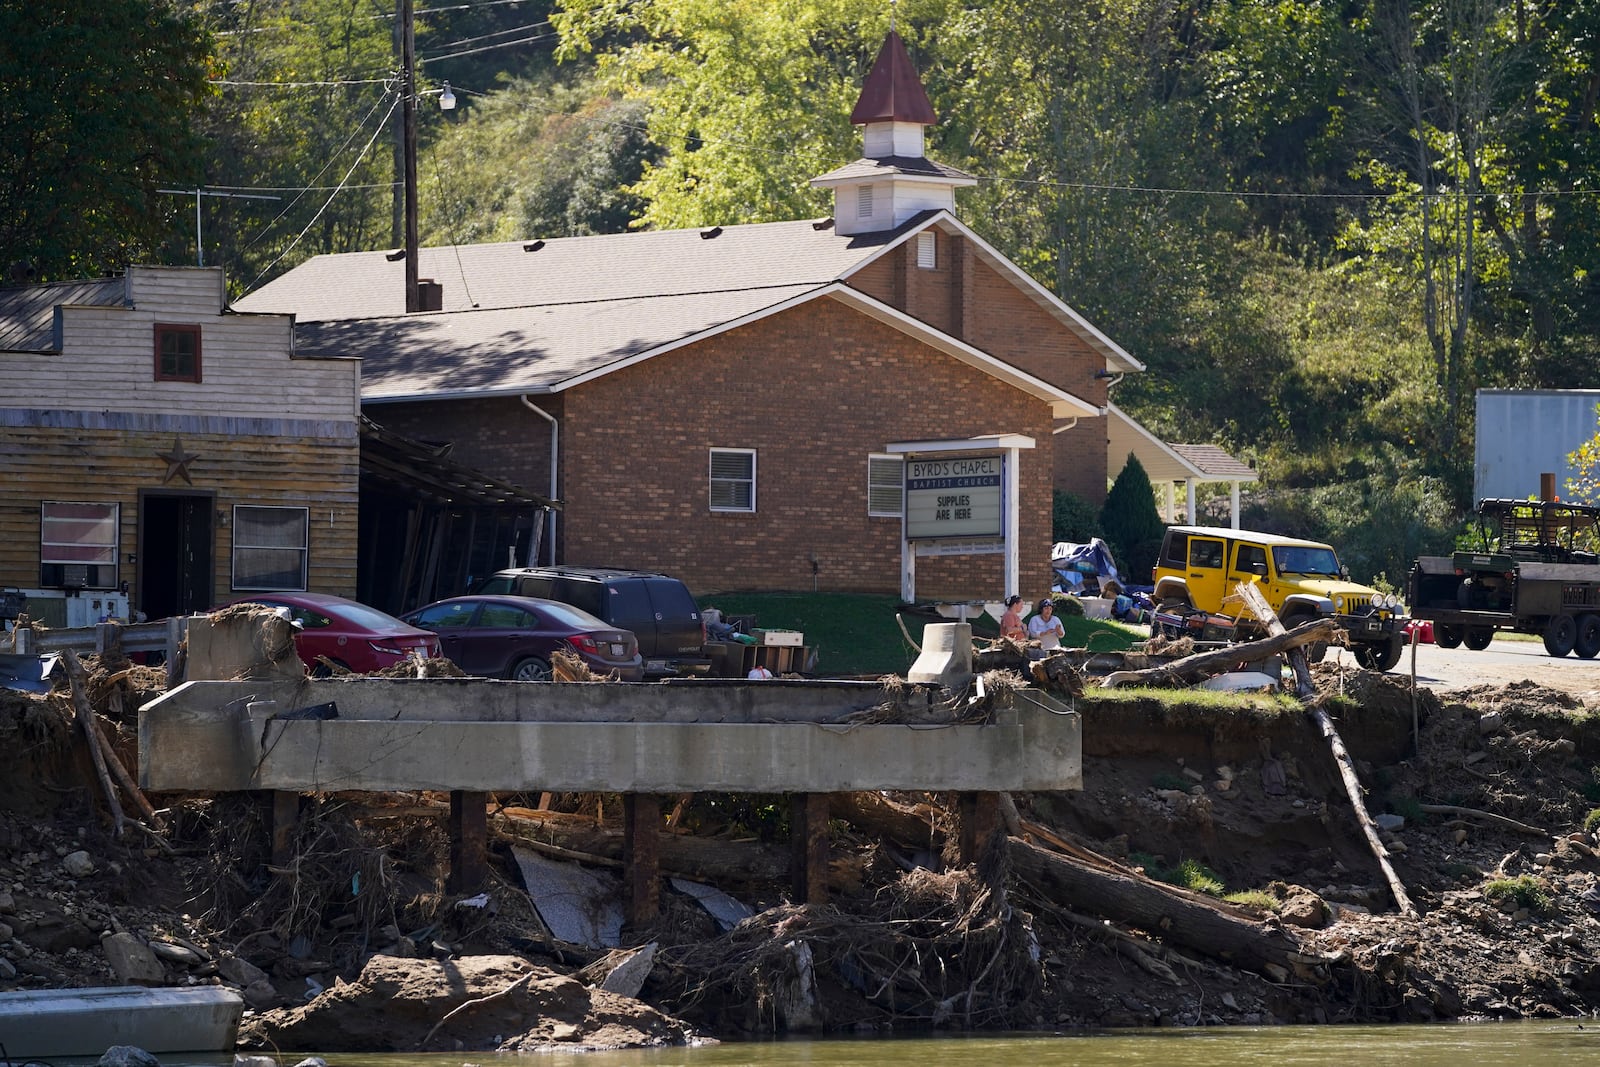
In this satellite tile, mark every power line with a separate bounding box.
[213,77,391,88]
[423,29,558,62]
[427,18,551,51]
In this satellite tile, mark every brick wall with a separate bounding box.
[390,297,1056,599]
[849,233,1110,504]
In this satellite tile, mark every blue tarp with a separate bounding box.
[1050,538,1122,594]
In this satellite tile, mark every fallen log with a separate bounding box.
[833,791,945,850]
[64,650,126,838]
[1232,584,1415,916]
[1006,837,1307,980]
[1098,616,1338,688]
[1418,803,1547,838]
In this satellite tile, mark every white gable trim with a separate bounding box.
[550,282,1099,418]
[839,211,1145,374]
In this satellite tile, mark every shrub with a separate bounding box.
[1101,455,1166,581]
[1052,490,1103,545]
[1584,808,1600,833]
[1484,875,1550,913]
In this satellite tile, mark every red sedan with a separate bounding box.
[401,594,644,681]
[228,592,441,675]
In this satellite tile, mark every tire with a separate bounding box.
[508,656,552,681]
[1463,627,1495,651]
[1282,612,1327,664]
[1544,615,1577,658]
[1575,614,1600,660]
[310,657,350,678]
[1435,624,1464,650]
[1355,639,1403,672]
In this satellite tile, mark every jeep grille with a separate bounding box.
[1345,595,1373,614]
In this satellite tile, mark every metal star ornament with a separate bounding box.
[156,437,200,484]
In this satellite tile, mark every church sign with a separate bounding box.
[904,454,1003,540]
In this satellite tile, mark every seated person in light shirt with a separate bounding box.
[1026,598,1066,651]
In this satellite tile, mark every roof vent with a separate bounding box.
[384,248,406,262]
[699,226,723,240]
[811,218,835,231]
[416,279,443,312]
[522,240,545,252]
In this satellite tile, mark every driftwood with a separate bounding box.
[489,809,790,884]
[1418,803,1548,838]
[833,791,945,850]
[1098,615,1337,688]
[1006,837,1307,980]
[63,650,126,838]
[1231,584,1416,917]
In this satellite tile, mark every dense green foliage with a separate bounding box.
[12,0,1599,586]
[0,0,212,279]
[1100,456,1167,582]
[1051,491,1103,546]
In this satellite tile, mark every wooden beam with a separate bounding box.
[957,791,1000,865]
[791,793,830,905]
[623,794,661,926]
[269,791,298,868]
[448,790,488,894]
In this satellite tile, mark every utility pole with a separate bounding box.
[400,0,420,312]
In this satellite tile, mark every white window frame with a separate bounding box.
[232,505,310,591]
[867,454,904,518]
[41,501,120,588]
[709,448,757,513]
[916,231,937,269]
[857,184,875,219]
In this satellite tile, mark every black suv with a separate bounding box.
[470,566,705,675]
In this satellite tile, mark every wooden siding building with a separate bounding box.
[0,266,361,625]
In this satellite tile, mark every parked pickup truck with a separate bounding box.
[1152,525,1409,671]
[1408,498,1600,658]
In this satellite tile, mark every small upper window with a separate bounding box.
[916,231,937,269]
[155,324,202,382]
[710,448,756,513]
[857,185,875,219]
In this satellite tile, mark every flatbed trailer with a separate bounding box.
[1408,499,1600,657]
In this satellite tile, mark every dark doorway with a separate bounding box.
[139,492,214,620]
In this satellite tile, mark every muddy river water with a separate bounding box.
[205,1022,1597,1066]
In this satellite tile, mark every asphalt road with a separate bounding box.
[1325,632,1600,698]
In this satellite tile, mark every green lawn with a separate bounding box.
[698,592,1143,677]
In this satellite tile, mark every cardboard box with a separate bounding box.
[754,628,804,646]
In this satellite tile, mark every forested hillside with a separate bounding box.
[4,0,1597,584]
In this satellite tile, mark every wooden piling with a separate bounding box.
[447,790,488,894]
[623,793,661,925]
[791,792,830,905]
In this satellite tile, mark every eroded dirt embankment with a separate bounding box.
[8,656,1600,1046]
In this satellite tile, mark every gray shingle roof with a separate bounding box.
[812,156,977,185]
[0,278,125,351]
[1170,443,1258,480]
[304,283,824,400]
[236,217,901,322]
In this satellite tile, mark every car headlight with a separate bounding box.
[1334,595,1346,612]
[1378,592,1398,610]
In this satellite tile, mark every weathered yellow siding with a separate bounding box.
[0,266,363,614]
[0,423,359,604]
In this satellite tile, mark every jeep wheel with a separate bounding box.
[1435,624,1464,649]
[1544,615,1576,658]
[1282,611,1327,664]
[1575,614,1600,660]
[1463,627,1495,651]
[1355,640,1403,672]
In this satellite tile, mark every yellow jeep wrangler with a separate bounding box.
[1151,526,1408,671]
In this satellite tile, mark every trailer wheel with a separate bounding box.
[1575,614,1600,660]
[1544,615,1577,657]
[1435,624,1464,649]
[1463,627,1495,651]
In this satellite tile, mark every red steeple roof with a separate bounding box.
[848,31,937,127]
